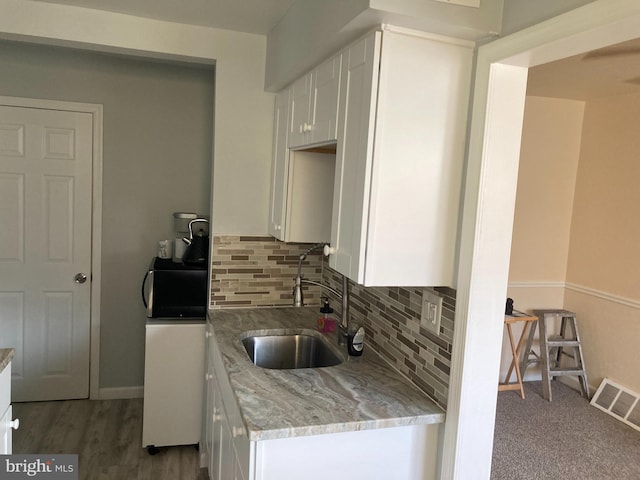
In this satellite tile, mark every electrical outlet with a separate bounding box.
[421,289,442,335]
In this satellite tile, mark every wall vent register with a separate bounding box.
[591,378,640,433]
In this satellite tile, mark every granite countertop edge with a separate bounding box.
[0,348,15,375]
[209,307,446,442]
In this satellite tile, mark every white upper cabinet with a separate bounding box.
[288,54,342,148]
[269,89,334,244]
[268,89,290,240]
[330,28,473,286]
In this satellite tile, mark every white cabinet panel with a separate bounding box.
[284,150,334,243]
[268,90,290,240]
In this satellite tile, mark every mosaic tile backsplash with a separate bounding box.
[322,261,455,408]
[210,235,456,409]
[210,235,323,308]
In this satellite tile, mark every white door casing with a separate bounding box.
[0,100,101,401]
[443,1,640,478]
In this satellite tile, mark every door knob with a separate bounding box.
[10,418,19,430]
[74,273,87,284]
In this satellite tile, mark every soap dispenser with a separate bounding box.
[347,325,365,356]
[317,298,335,333]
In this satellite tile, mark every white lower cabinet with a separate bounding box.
[0,405,12,454]
[207,329,250,480]
[142,322,205,449]
[0,362,18,454]
[204,328,440,480]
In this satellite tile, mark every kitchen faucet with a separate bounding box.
[293,243,349,345]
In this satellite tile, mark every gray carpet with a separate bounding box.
[492,381,640,479]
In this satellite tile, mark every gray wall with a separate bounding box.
[0,41,214,389]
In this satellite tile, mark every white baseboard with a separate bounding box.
[96,385,144,400]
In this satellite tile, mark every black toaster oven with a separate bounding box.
[142,257,207,318]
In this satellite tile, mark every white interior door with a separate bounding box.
[0,104,93,402]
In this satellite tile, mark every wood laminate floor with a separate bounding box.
[12,398,208,480]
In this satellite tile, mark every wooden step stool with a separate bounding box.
[521,309,590,401]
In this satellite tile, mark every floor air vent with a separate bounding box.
[590,378,640,432]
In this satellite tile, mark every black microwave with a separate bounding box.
[142,257,207,318]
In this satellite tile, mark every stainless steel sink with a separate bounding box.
[242,333,342,369]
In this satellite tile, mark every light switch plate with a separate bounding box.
[421,289,442,335]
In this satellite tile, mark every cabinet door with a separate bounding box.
[205,370,214,478]
[205,327,217,480]
[330,31,382,283]
[219,410,236,480]
[0,405,11,454]
[268,89,290,240]
[310,54,341,144]
[209,375,223,480]
[288,74,312,148]
[361,31,472,286]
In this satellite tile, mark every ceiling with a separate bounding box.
[30,0,297,35]
[527,37,640,100]
[23,1,640,100]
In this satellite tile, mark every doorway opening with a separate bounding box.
[442,3,640,478]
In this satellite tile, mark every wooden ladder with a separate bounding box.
[522,309,590,401]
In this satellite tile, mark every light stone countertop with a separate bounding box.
[0,348,15,375]
[209,307,445,441]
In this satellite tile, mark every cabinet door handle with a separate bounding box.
[205,373,213,380]
[323,245,336,256]
[205,331,212,338]
[232,426,244,438]
[10,418,19,430]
